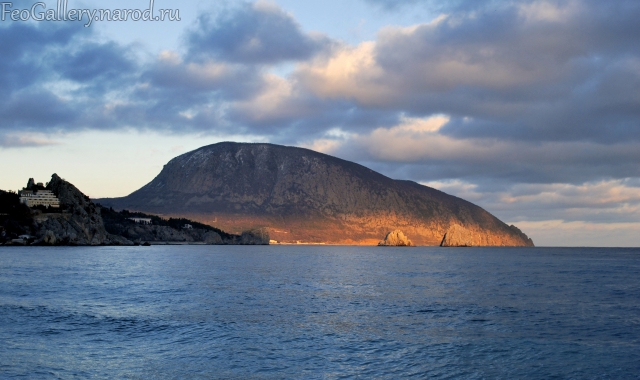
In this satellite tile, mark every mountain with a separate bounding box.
[97,142,534,246]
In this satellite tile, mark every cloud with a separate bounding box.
[362,0,495,12]
[2,0,639,177]
[146,50,265,100]
[418,178,640,246]
[511,220,640,247]
[295,0,640,144]
[1,89,78,128]
[0,22,78,98]
[53,41,136,84]
[3,1,640,243]
[294,111,640,187]
[187,1,331,64]
[0,22,144,134]
[0,132,60,148]
[424,178,640,220]
[4,0,640,148]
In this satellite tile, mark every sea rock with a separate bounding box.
[378,230,413,246]
[439,223,535,247]
[440,224,474,247]
[42,230,56,245]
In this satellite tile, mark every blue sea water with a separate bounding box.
[0,246,639,379]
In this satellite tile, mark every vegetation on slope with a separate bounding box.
[99,207,236,240]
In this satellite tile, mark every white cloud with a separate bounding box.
[232,73,295,122]
[153,51,233,89]
[517,0,580,23]
[501,181,640,208]
[296,41,392,105]
[299,138,344,154]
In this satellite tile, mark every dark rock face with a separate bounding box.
[98,142,534,246]
[34,174,131,246]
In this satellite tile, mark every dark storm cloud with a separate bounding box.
[187,2,330,64]
[223,88,402,143]
[0,21,163,142]
[0,22,77,97]
[356,1,640,143]
[1,90,78,127]
[0,22,86,133]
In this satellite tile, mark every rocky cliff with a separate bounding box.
[33,174,131,245]
[98,142,534,246]
[2,175,269,246]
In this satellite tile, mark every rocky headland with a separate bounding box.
[0,175,269,246]
[36,174,131,245]
[97,142,534,247]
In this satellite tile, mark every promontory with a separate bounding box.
[97,142,534,246]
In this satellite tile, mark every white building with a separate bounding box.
[19,190,60,208]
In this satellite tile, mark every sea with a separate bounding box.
[0,246,638,379]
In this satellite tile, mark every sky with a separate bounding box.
[1,0,639,246]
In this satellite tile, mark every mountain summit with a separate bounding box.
[98,142,533,246]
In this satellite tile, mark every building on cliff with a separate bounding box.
[19,190,60,208]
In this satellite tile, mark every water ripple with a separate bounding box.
[0,246,639,378]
